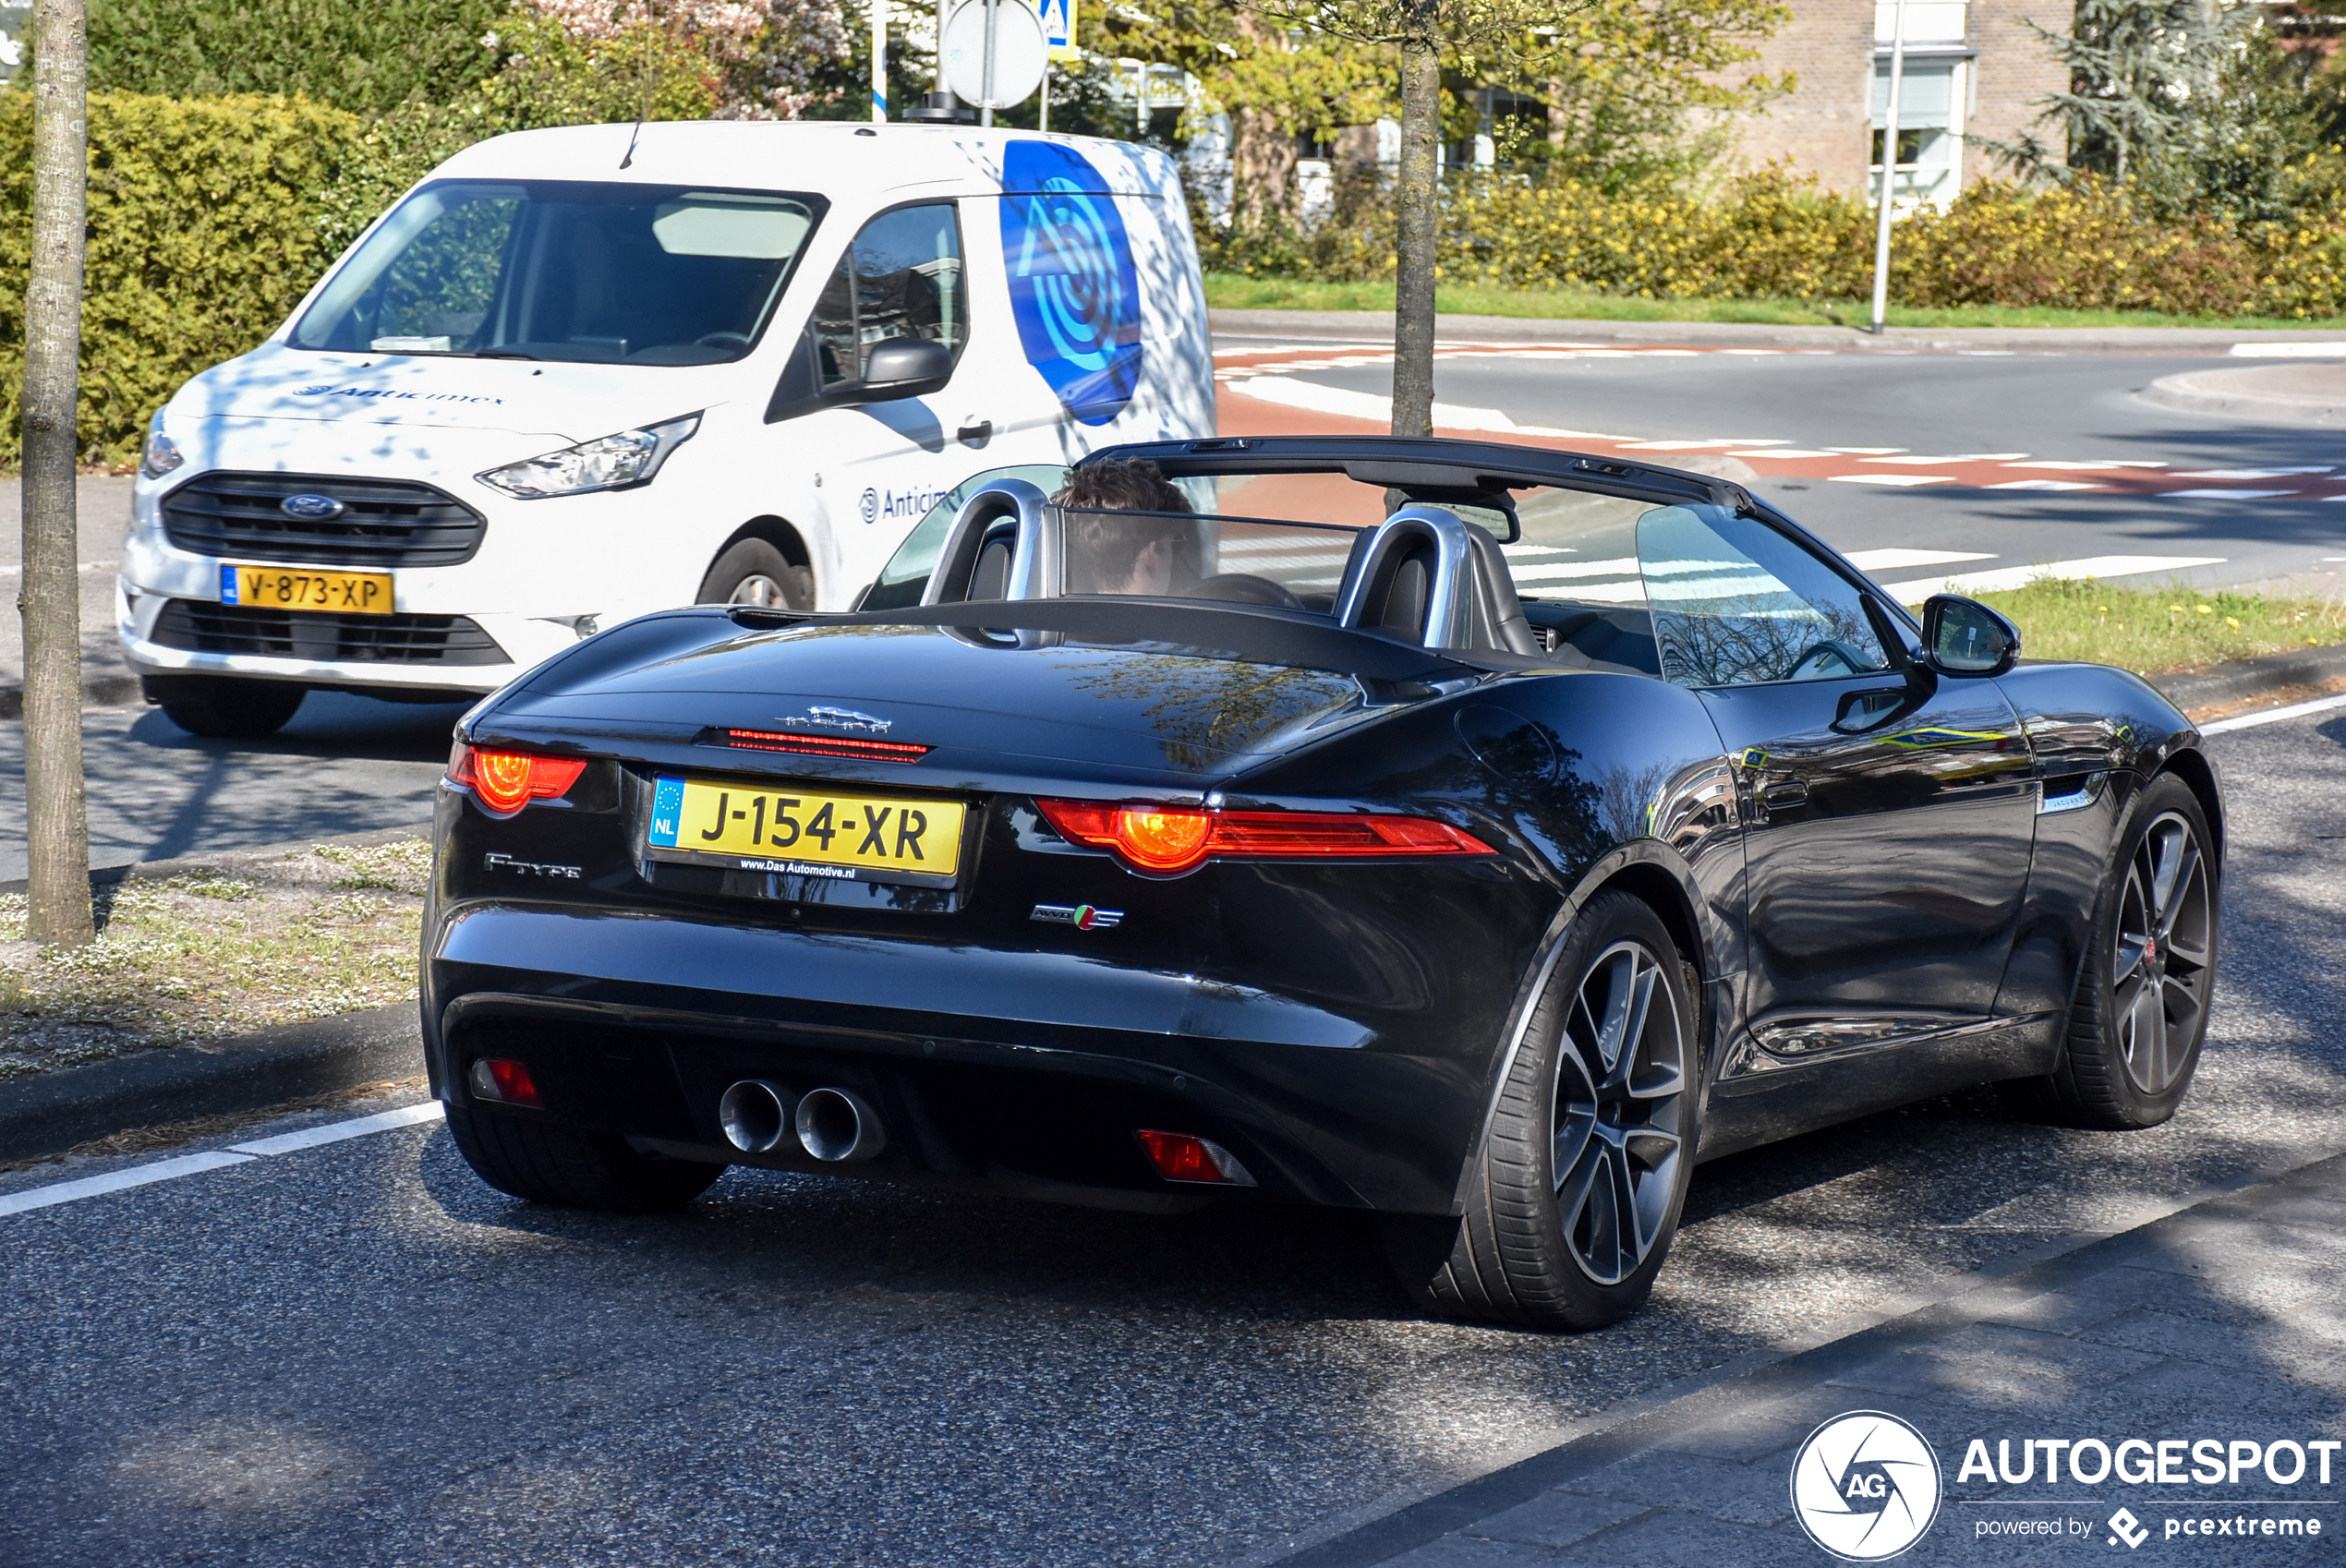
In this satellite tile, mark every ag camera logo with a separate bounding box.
[1790,1411,1943,1561]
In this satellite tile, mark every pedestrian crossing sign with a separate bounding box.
[1041,0,1077,61]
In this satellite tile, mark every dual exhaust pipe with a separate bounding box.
[718,1080,887,1163]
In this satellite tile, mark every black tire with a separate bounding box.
[1385,890,1700,1332]
[444,1100,727,1212]
[696,537,813,609]
[151,677,306,739]
[2001,773,2218,1130]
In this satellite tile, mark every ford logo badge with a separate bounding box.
[281,492,346,522]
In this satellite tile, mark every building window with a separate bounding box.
[1868,58,1965,210]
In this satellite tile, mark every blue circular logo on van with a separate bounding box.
[280,492,345,521]
[1000,142,1143,428]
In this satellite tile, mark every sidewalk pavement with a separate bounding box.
[1282,1151,2346,1566]
[1212,308,2346,356]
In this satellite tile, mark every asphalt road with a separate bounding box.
[0,690,457,883]
[3,706,2340,1568]
[1216,339,2346,597]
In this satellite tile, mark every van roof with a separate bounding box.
[429,121,1176,200]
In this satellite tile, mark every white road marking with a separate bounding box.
[2002,459,2168,470]
[2171,467,2334,479]
[1825,446,1908,454]
[1860,452,2030,464]
[228,1101,444,1156]
[1843,549,1997,571]
[1881,555,2227,602]
[1829,474,1953,487]
[1986,479,2105,491]
[2203,693,2346,733]
[1732,448,1841,458]
[2227,342,2346,357]
[1,1102,447,1219]
[0,1151,257,1217]
[2159,488,2300,500]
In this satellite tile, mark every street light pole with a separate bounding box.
[1868,0,1909,336]
[872,0,887,121]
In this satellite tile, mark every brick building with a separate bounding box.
[1722,0,2071,207]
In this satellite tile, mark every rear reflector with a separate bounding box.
[448,743,587,815]
[468,1057,543,1108]
[1035,800,1490,875]
[1135,1129,1257,1186]
[716,728,932,763]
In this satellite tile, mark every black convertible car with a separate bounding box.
[423,435,2220,1331]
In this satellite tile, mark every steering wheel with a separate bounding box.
[1784,639,1869,681]
[1185,573,1305,609]
[694,332,753,350]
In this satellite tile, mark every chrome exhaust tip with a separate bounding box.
[794,1086,886,1163]
[718,1080,793,1154]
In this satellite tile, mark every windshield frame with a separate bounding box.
[286,177,831,367]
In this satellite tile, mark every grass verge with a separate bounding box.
[1973,579,2346,672]
[0,837,428,1082]
[1203,273,2346,332]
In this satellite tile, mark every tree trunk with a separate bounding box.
[1232,105,1300,233]
[1390,10,1441,438]
[19,0,96,948]
[1231,15,1298,233]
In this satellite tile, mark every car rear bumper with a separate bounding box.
[424,901,1518,1214]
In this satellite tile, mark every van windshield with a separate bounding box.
[289,180,826,366]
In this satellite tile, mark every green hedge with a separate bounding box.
[1207,168,2346,320]
[0,91,423,467]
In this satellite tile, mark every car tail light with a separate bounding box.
[468,1057,543,1107]
[1135,1129,1255,1186]
[447,742,587,815]
[1034,799,1490,875]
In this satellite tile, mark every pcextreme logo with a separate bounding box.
[1791,1411,1945,1561]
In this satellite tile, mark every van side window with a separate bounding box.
[809,203,965,387]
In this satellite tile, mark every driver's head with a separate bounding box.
[1055,459,1194,596]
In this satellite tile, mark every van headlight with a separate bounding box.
[477,413,701,499]
[140,416,185,481]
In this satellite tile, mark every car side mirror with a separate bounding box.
[840,337,952,404]
[1922,594,2020,676]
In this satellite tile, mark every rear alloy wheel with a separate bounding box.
[2003,774,2217,1129]
[445,1100,727,1213]
[696,537,813,610]
[1386,890,1699,1331]
[151,677,306,739]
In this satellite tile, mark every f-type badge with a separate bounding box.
[796,706,892,733]
[1032,903,1122,931]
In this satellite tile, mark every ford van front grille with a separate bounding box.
[160,473,487,567]
[151,600,509,666]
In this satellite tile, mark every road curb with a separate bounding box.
[1211,308,2346,354]
[2139,364,2346,428]
[2146,643,2346,715]
[0,1004,424,1165]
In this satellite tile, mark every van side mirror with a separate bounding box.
[843,337,952,404]
[1922,594,2020,676]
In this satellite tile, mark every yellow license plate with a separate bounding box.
[222,563,395,615]
[645,777,965,888]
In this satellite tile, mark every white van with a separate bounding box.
[121,121,1216,736]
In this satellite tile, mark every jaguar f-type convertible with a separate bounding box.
[423,435,2221,1330]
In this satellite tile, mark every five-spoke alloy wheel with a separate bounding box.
[1386,890,1699,1332]
[2004,772,2219,1129]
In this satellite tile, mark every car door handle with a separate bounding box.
[1760,778,1809,809]
[957,419,993,444]
[1832,684,1912,732]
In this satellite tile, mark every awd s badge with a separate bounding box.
[1032,903,1122,931]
